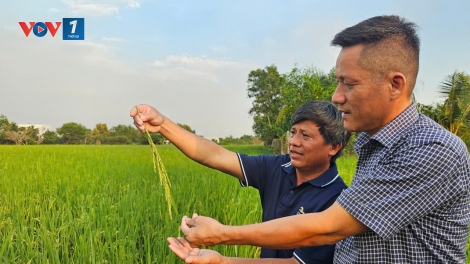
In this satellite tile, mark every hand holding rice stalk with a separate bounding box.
[135,106,176,220]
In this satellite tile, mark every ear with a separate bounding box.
[387,72,407,100]
[329,143,342,157]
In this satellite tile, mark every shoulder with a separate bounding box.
[403,114,468,156]
[238,153,291,167]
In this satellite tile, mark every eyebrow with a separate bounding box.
[298,128,312,135]
[334,72,345,80]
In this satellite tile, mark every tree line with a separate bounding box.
[0,118,261,146]
[246,65,470,152]
[1,65,468,151]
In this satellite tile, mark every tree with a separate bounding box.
[110,125,141,144]
[91,123,110,145]
[177,123,196,134]
[140,132,165,145]
[416,102,445,124]
[42,131,59,144]
[92,123,109,136]
[4,130,28,145]
[437,71,470,140]
[0,115,10,144]
[247,65,283,145]
[276,66,337,137]
[3,125,38,145]
[57,122,88,144]
[418,71,470,148]
[24,126,40,145]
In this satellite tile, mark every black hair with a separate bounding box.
[291,100,350,163]
[331,15,420,91]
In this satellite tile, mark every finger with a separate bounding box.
[167,237,182,247]
[181,215,192,235]
[192,213,199,218]
[133,120,145,133]
[186,255,213,264]
[130,106,137,117]
[177,237,193,250]
[133,116,143,126]
[139,113,148,122]
[130,104,146,117]
[185,256,195,264]
[168,244,189,261]
[185,215,197,228]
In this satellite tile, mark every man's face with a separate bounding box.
[289,120,338,173]
[332,45,391,135]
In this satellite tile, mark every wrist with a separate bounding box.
[217,224,231,245]
[218,224,243,246]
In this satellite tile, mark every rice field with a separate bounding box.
[0,145,467,263]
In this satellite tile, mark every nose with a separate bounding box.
[332,85,345,105]
[289,133,301,147]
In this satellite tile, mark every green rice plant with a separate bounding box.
[0,145,265,263]
[336,155,357,185]
[136,106,175,221]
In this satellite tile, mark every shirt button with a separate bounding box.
[290,190,294,194]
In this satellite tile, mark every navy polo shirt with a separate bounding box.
[237,153,347,263]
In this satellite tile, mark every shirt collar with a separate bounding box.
[355,104,419,150]
[282,161,340,188]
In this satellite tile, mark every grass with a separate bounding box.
[0,145,467,263]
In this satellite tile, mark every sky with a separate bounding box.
[1,0,469,138]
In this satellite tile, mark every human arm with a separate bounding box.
[168,237,299,264]
[179,141,465,249]
[181,202,369,249]
[130,104,243,181]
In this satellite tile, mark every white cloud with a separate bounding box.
[48,7,61,13]
[0,33,255,138]
[0,25,18,32]
[143,55,257,137]
[152,55,236,69]
[258,18,342,74]
[212,46,227,54]
[63,0,119,16]
[61,0,141,16]
[102,37,127,42]
[120,0,140,8]
[152,60,165,67]
[148,55,255,89]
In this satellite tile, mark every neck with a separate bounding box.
[390,98,413,121]
[368,99,413,136]
[295,163,330,186]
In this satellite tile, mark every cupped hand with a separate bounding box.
[168,237,224,264]
[129,104,165,133]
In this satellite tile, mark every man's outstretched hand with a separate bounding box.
[129,104,165,133]
[168,237,225,264]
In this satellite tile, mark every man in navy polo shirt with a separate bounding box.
[235,100,349,263]
[131,100,350,263]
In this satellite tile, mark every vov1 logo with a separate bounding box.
[62,18,85,40]
[18,18,85,40]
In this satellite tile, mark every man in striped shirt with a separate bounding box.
[177,15,470,263]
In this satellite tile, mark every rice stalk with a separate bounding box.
[135,106,175,220]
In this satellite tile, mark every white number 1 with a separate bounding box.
[70,20,77,34]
